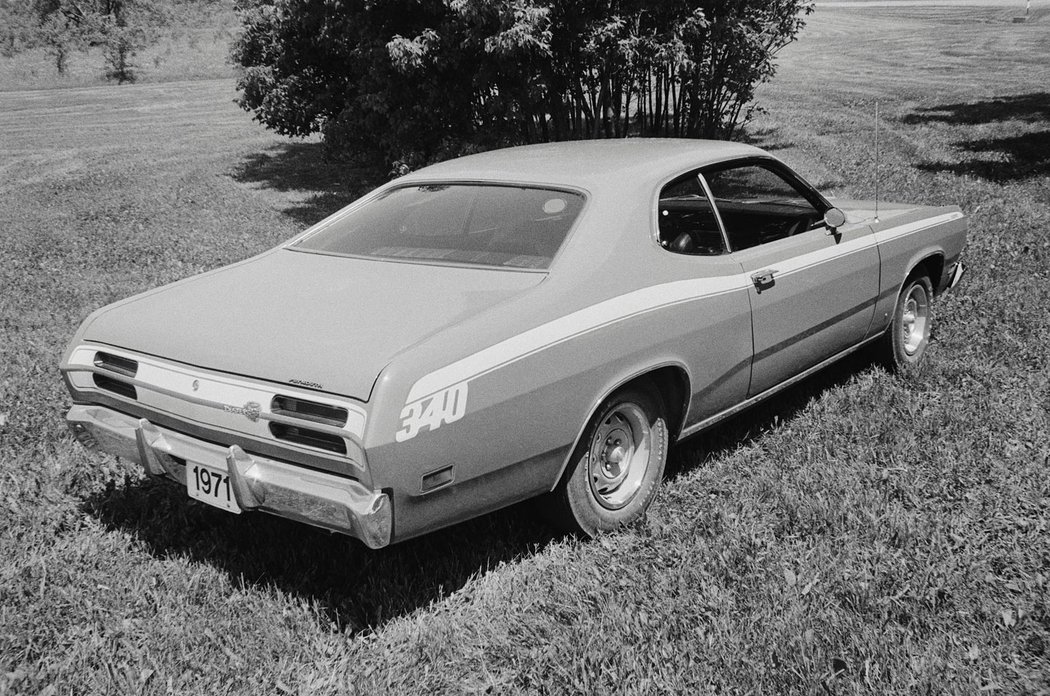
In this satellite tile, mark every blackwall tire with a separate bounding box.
[546,384,668,536]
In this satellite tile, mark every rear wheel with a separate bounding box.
[544,384,668,536]
[881,273,933,370]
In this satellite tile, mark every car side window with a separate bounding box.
[657,175,727,256]
[704,164,821,251]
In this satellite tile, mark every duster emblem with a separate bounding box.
[223,401,261,422]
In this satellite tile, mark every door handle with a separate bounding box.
[751,269,778,289]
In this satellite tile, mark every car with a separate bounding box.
[61,139,967,548]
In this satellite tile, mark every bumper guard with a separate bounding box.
[67,404,391,548]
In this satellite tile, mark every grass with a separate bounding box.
[2,4,1049,694]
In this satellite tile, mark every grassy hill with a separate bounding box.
[1,4,1048,694]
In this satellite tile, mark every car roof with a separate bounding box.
[398,138,767,190]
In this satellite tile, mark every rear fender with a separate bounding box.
[547,360,691,492]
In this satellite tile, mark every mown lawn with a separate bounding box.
[2,5,1049,695]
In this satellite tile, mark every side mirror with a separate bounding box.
[823,207,847,233]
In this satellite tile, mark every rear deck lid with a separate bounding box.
[81,250,543,400]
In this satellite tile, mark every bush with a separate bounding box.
[232,0,813,167]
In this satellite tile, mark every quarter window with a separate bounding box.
[657,175,727,256]
[704,164,822,251]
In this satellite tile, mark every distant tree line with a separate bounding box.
[0,0,221,82]
[232,0,813,169]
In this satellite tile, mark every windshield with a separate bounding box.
[294,184,586,270]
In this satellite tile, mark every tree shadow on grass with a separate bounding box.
[916,130,1050,182]
[901,93,1050,126]
[901,93,1050,183]
[231,141,383,227]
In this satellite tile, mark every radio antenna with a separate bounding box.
[874,100,880,223]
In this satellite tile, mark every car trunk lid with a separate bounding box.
[81,249,544,400]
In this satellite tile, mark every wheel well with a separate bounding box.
[622,366,689,440]
[550,366,690,492]
[911,254,944,295]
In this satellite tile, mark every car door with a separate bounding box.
[702,160,879,397]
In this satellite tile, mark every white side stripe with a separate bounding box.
[406,276,746,402]
[405,211,963,403]
[875,211,963,243]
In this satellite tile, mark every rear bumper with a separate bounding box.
[67,404,392,548]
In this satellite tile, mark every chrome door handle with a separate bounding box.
[751,269,778,288]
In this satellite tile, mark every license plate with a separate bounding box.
[186,462,241,513]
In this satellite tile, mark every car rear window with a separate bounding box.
[294,184,586,270]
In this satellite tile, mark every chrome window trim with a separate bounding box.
[696,172,733,253]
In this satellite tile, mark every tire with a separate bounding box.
[544,384,669,536]
[881,273,934,370]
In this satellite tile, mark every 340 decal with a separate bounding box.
[396,382,468,442]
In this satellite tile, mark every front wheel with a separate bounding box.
[543,384,668,536]
[881,273,934,370]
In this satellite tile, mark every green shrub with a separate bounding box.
[232,0,813,167]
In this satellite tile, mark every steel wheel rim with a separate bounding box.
[901,284,929,356]
[588,402,651,510]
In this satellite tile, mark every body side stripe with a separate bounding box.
[752,230,876,278]
[404,211,962,404]
[874,211,963,243]
[406,277,746,403]
[771,211,962,279]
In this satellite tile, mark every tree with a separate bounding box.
[96,2,165,83]
[0,1,38,58]
[232,0,813,166]
[0,0,90,72]
[20,0,171,81]
[35,0,103,74]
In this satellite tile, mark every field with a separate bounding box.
[1,4,1049,694]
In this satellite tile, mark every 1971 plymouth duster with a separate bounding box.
[61,140,967,548]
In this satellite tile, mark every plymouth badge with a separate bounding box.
[223,401,261,422]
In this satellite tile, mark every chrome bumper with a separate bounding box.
[67,404,392,548]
